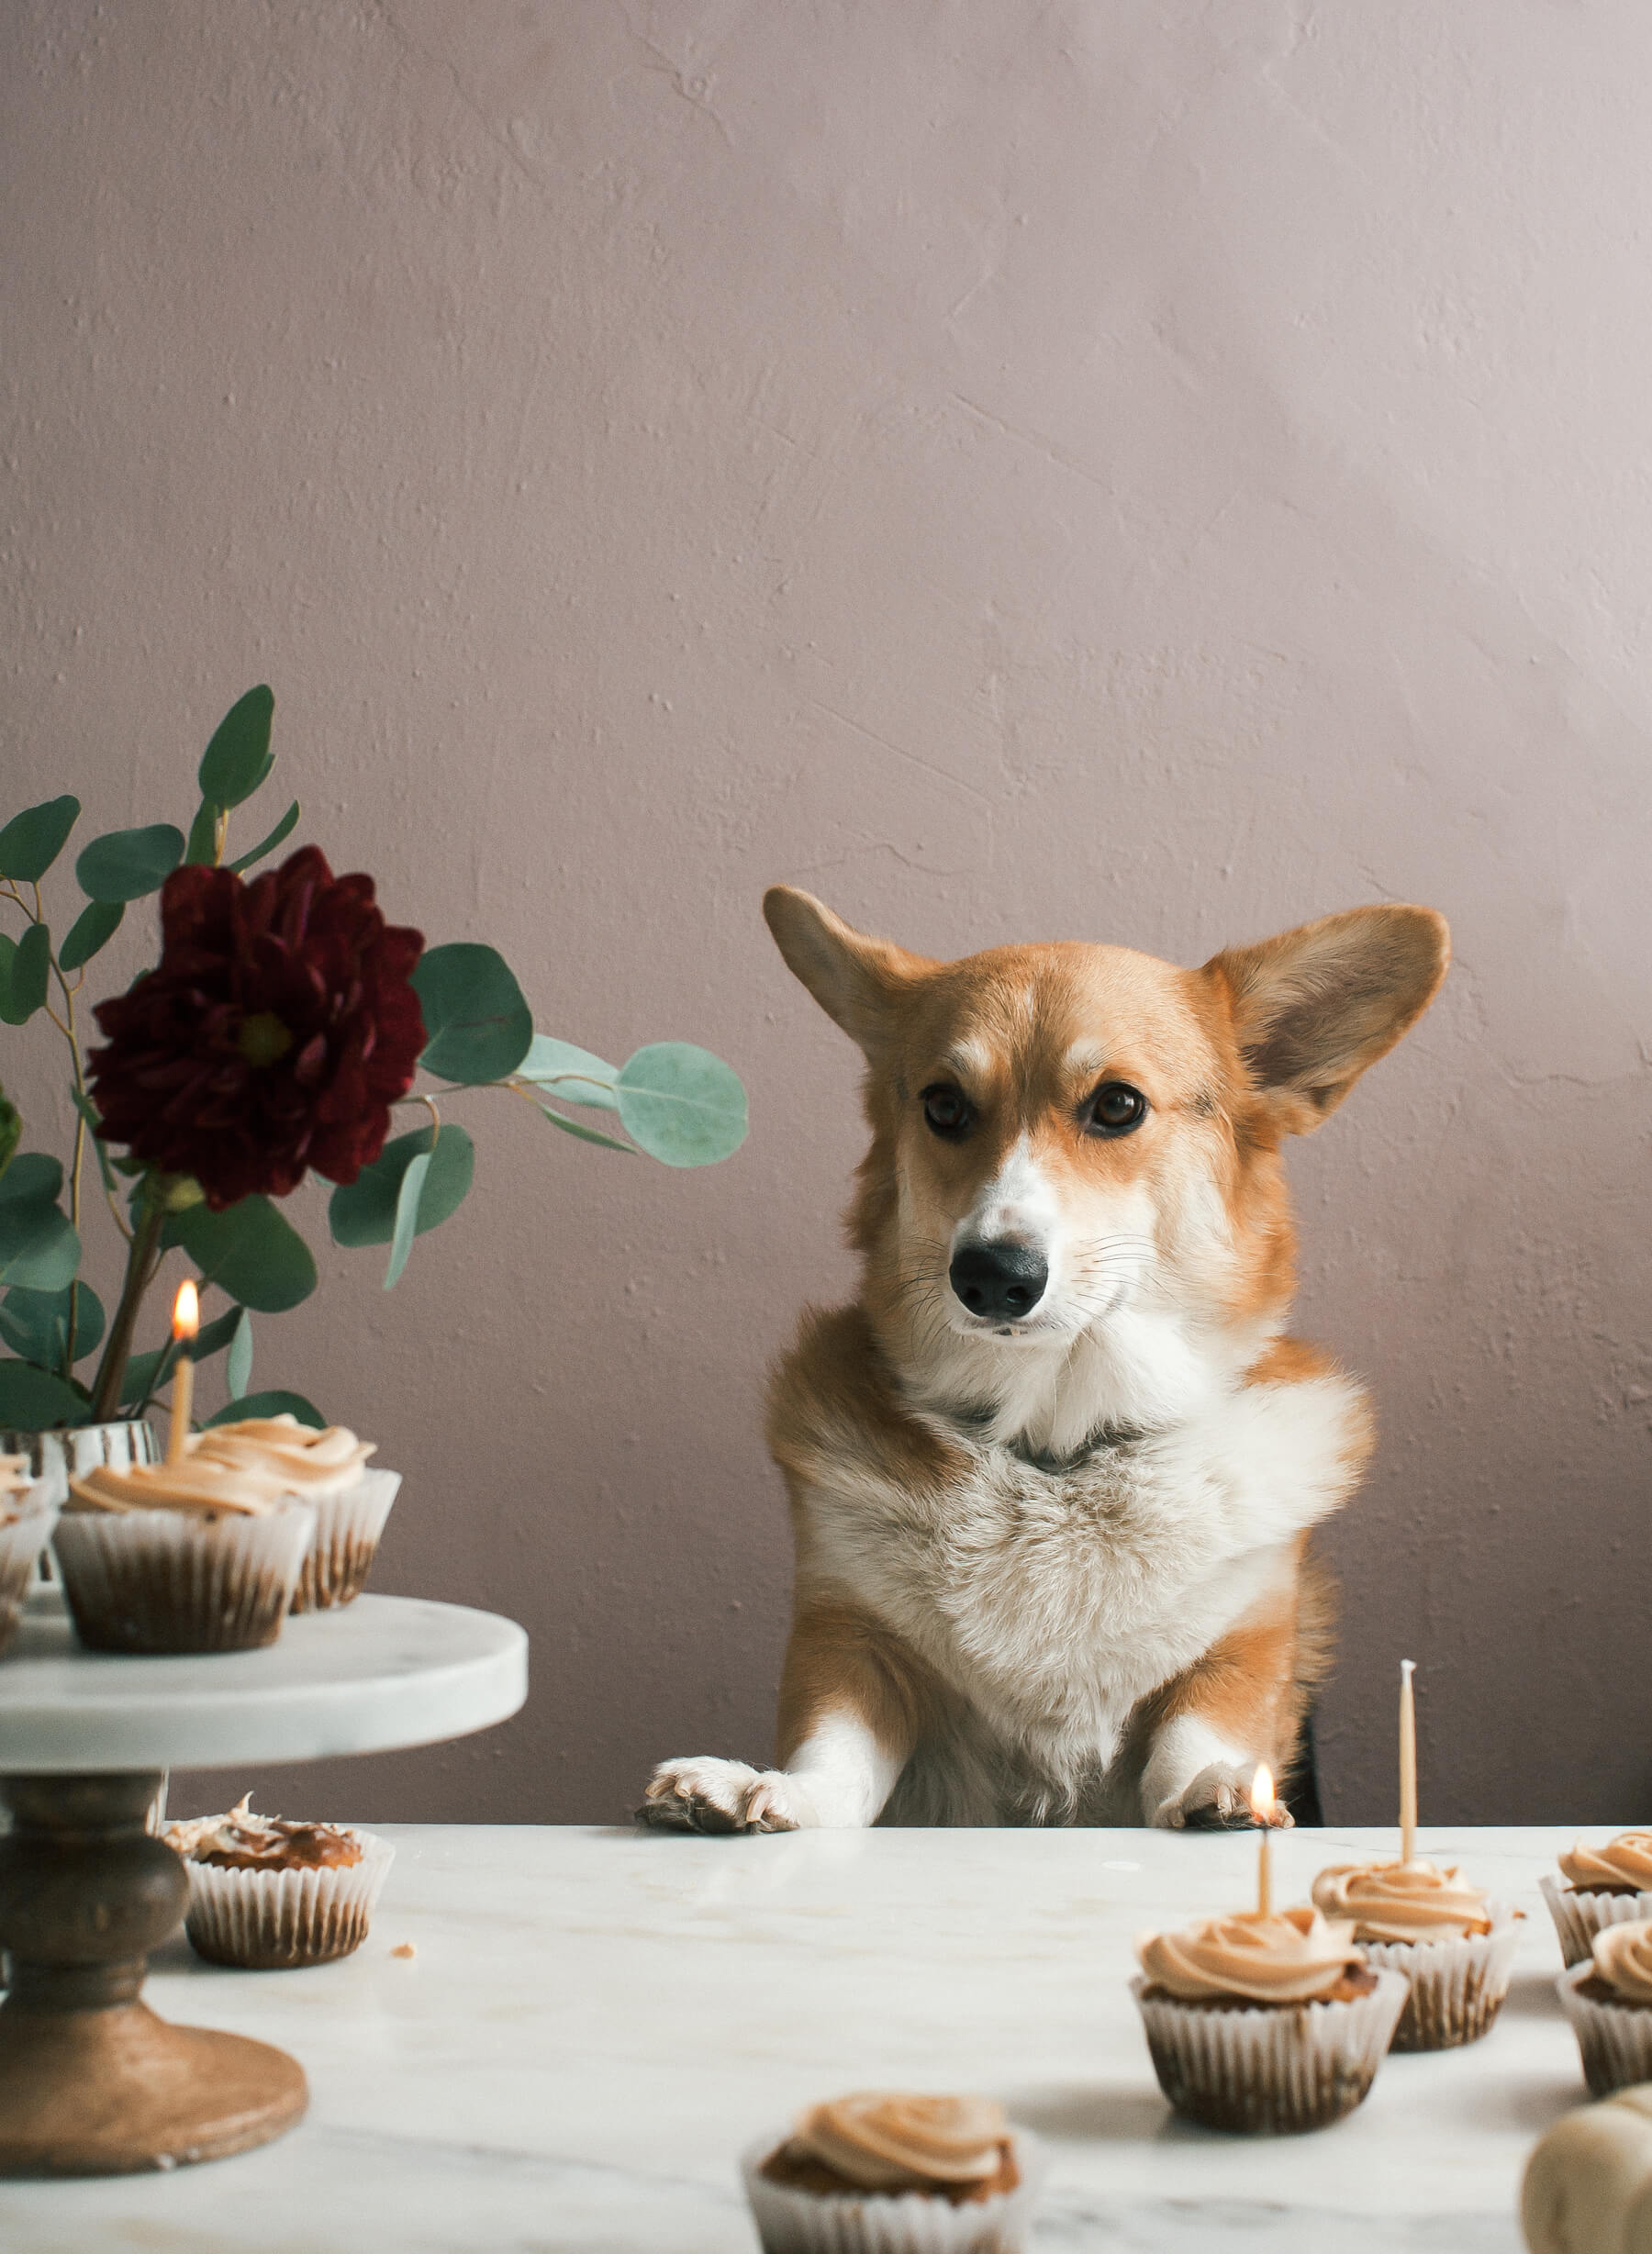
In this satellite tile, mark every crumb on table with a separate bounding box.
[390,1942,416,1959]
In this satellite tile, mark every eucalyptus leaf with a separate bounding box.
[0,923,50,1025]
[0,1204,79,1292]
[198,686,275,809]
[0,796,79,884]
[0,1360,87,1429]
[226,1309,253,1400]
[328,1125,474,1248]
[0,1155,64,1209]
[69,1088,118,1200]
[515,1035,620,1111]
[614,1043,748,1168]
[58,898,124,972]
[538,1105,636,1155]
[0,1281,105,1368]
[412,943,532,1084]
[183,799,222,868]
[0,1088,18,1181]
[118,1301,250,1408]
[75,824,184,904]
[202,1389,324,1431]
[163,1196,317,1313]
[227,798,300,875]
[384,1149,430,1289]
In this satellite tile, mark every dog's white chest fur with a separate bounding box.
[806,1368,1363,1812]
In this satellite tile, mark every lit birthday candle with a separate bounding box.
[164,1278,199,1467]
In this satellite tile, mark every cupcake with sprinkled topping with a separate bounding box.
[1557,1917,1652,2096]
[1131,1904,1408,2135]
[1311,1858,1520,2051]
[1541,1834,1652,1969]
[742,2092,1044,2252]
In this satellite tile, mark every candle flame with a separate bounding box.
[1250,1764,1276,1825]
[172,1278,199,1344]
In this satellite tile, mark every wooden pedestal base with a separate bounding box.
[0,1771,307,2175]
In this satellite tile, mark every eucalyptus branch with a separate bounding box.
[88,1190,165,1423]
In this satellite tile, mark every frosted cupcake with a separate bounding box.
[742,2092,1044,2253]
[1556,1917,1652,2096]
[190,1415,398,1611]
[1541,1834,1652,1969]
[166,1793,395,1969]
[0,1455,58,1656]
[1311,1858,1519,2051]
[1131,1904,1408,2134]
[54,1451,314,1654]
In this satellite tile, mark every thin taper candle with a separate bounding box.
[1400,1659,1417,1867]
[1252,1764,1275,1916]
[165,1278,199,1467]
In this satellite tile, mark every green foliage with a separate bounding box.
[385,1150,430,1289]
[0,797,79,884]
[0,1155,79,1291]
[0,1359,86,1429]
[329,1125,474,1252]
[0,1280,105,1367]
[226,1308,253,1400]
[516,1034,620,1111]
[615,1043,748,1167]
[0,1085,17,1181]
[198,686,275,809]
[0,922,51,1025]
[202,1389,324,1431]
[413,944,532,1084]
[164,1196,317,1313]
[228,799,299,875]
[68,1088,118,1200]
[183,800,222,868]
[75,824,184,903]
[58,899,123,972]
[117,1300,250,1410]
[538,1105,635,1154]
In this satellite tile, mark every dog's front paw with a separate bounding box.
[1152,1760,1295,1833]
[638,1757,817,1836]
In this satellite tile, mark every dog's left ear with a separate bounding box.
[1204,904,1450,1134]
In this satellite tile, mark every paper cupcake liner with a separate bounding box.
[1539,1871,1652,1969]
[1557,1961,1652,2097]
[0,1420,158,1512]
[0,1491,58,1654]
[52,1501,316,1654]
[291,1467,400,1612]
[740,2130,1045,2254]
[182,1829,395,1970]
[1356,1903,1521,2051]
[1131,1969,1408,2135]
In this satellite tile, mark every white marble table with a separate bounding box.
[0,1824,1593,2248]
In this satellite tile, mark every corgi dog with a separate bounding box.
[642,889,1449,1835]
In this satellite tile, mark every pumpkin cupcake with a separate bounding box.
[1557,1917,1652,2096]
[189,1414,399,1611]
[1310,1858,1520,2051]
[1541,1834,1652,1969]
[166,1793,395,1969]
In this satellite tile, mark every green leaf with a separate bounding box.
[538,1104,636,1155]
[0,1281,105,1367]
[202,1389,324,1431]
[412,943,531,1084]
[0,922,50,1025]
[515,1034,620,1110]
[227,798,300,876]
[0,1360,87,1429]
[0,1155,79,1290]
[614,1043,748,1168]
[163,1196,317,1313]
[383,1149,430,1289]
[118,1300,250,1407]
[0,1087,18,1181]
[0,1155,64,1209]
[183,800,222,868]
[58,898,124,972]
[0,796,79,884]
[198,686,275,809]
[226,1309,252,1400]
[328,1124,474,1248]
[75,823,184,903]
[69,1088,118,1200]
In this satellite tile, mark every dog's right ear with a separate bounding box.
[762,887,932,1055]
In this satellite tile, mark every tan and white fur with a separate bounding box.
[642,890,1449,1835]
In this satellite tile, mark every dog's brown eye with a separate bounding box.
[1085,1082,1146,1137]
[921,1083,974,1139]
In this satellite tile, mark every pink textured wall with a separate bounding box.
[3,3,1649,1827]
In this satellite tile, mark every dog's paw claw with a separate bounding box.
[1153,1759,1294,1834]
[637,1757,809,1836]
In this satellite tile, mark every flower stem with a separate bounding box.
[88,1192,165,1424]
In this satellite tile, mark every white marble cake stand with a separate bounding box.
[0,1588,526,2180]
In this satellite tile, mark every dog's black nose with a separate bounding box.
[949,1241,1048,1322]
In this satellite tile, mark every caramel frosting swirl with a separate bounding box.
[1134,1904,1361,2004]
[789,2094,1007,2191]
[1559,1833,1652,1894]
[1591,1920,1652,2003]
[190,1415,374,1497]
[67,1451,301,1517]
[1311,1858,1492,1945]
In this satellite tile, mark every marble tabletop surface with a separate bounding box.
[0,1822,1598,2249]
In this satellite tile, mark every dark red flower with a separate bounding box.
[87,846,425,1208]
